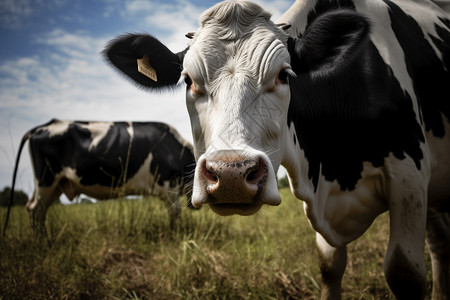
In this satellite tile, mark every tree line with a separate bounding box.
[0,187,28,207]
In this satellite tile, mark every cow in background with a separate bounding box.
[104,0,450,299]
[4,119,195,236]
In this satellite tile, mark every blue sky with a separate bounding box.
[0,0,292,199]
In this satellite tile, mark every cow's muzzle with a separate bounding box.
[191,150,281,215]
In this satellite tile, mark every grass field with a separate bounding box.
[0,188,433,299]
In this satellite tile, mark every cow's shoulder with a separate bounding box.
[286,0,450,191]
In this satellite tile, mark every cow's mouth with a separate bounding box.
[209,202,263,216]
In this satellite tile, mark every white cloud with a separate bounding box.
[37,28,103,55]
[117,0,205,51]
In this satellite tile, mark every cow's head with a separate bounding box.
[104,1,369,216]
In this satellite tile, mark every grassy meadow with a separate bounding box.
[0,188,433,299]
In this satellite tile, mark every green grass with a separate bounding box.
[0,189,432,299]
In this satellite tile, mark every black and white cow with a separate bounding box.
[104,0,450,299]
[5,119,195,236]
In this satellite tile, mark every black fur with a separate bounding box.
[287,5,427,191]
[383,1,450,138]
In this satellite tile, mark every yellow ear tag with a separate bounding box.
[137,55,158,82]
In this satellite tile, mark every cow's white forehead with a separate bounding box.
[198,0,273,39]
[184,0,289,90]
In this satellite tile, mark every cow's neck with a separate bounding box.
[281,115,390,247]
[281,120,316,203]
[280,120,343,245]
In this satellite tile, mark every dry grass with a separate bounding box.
[0,189,433,299]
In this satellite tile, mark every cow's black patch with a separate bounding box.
[30,120,195,192]
[287,1,428,191]
[30,122,93,187]
[383,1,450,138]
[76,122,132,187]
[131,122,195,188]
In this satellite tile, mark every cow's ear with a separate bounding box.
[103,34,187,91]
[288,10,370,77]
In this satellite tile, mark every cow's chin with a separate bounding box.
[208,202,263,216]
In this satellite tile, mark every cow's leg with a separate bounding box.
[26,185,61,238]
[426,208,450,300]
[316,233,347,300]
[384,173,428,299]
[170,204,181,229]
[162,187,182,229]
[26,189,48,238]
[168,196,181,229]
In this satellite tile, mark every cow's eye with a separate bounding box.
[277,68,290,84]
[184,75,193,88]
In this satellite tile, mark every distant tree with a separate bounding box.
[278,175,290,189]
[0,187,28,207]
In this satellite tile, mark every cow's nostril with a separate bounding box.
[245,159,265,185]
[206,169,218,183]
[246,169,259,183]
[202,160,219,184]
